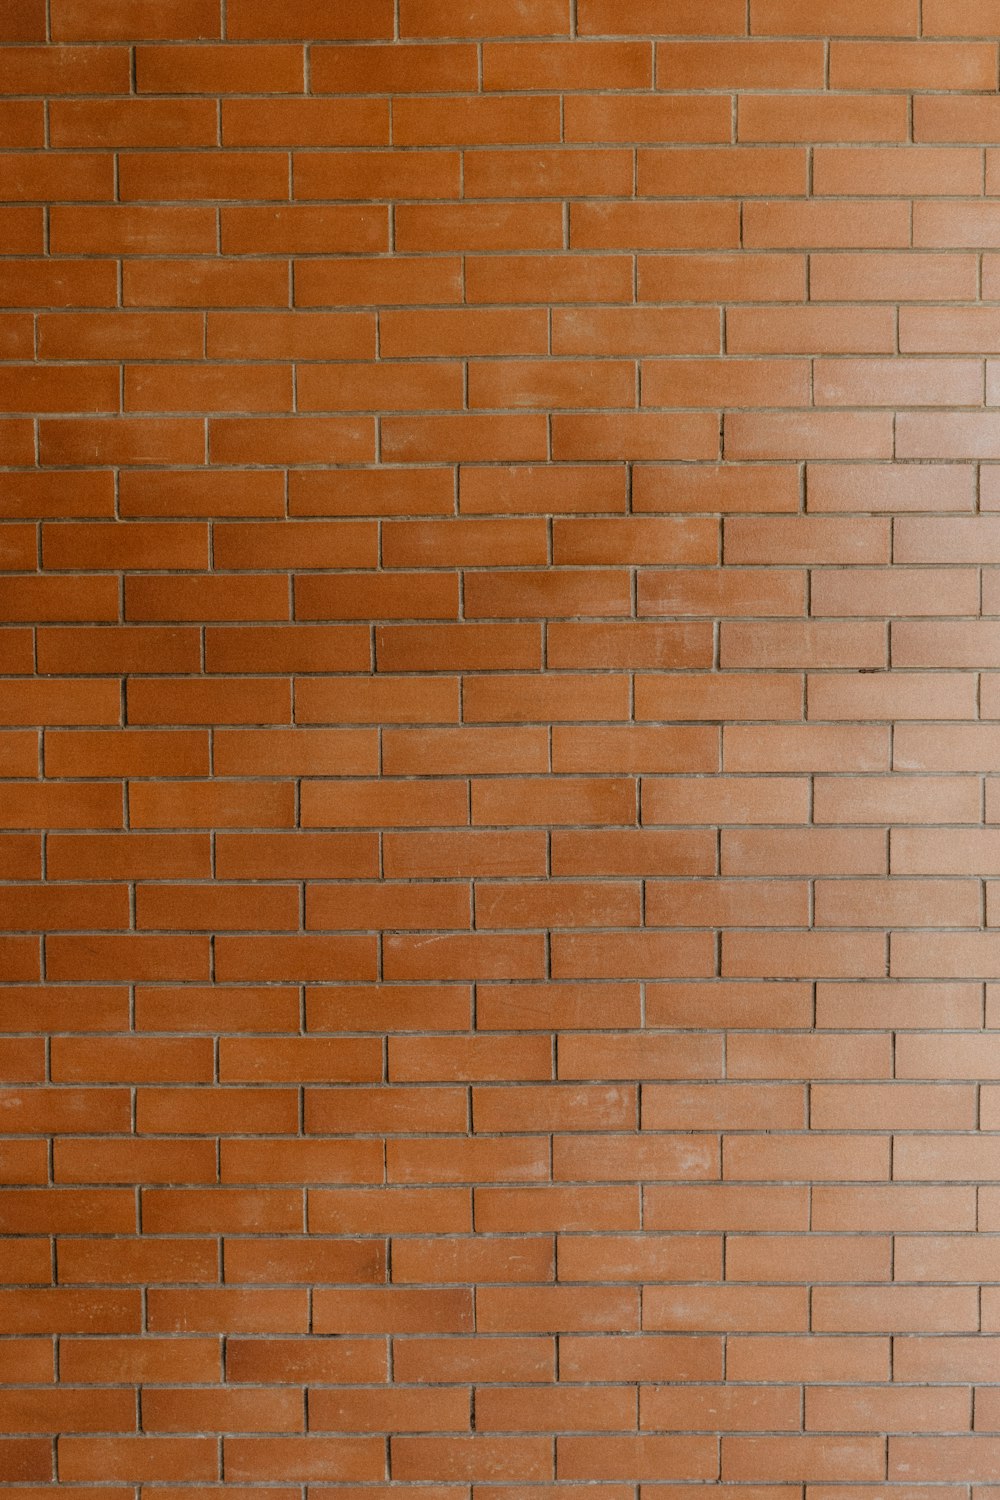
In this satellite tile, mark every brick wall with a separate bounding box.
[1,0,998,1490]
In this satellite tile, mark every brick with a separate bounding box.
[725,1234,890,1282]
[650,978,815,1026]
[136,43,304,92]
[552,726,717,773]
[99,465,261,514]
[723,727,890,773]
[812,563,978,610]
[395,97,559,148]
[40,418,205,466]
[812,252,975,303]
[221,98,387,149]
[808,672,978,721]
[0,883,129,931]
[47,833,210,880]
[383,414,546,463]
[313,43,475,95]
[642,1384,800,1432]
[722,621,885,667]
[727,305,894,352]
[469,357,636,410]
[744,198,910,249]
[40,312,203,360]
[814,145,983,195]
[1,472,114,520]
[0,153,109,210]
[51,0,220,39]
[815,986,981,1032]
[296,676,459,726]
[899,618,1000,666]
[298,361,462,414]
[725,412,893,461]
[639,567,804,616]
[815,774,979,823]
[890,1438,1000,1482]
[915,96,1000,141]
[553,412,719,461]
[125,258,290,309]
[400,0,569,35]
[290,470,451,519]
[126,678,291,725]
[0,0,46,40]
[548,622,713,670]
[211,416,374,466]
[727,1336,889,1382]
[739,94,908,142]
[814,357,981,406]
[467,252,633,304]
[307,1085,466,1134]
[0,364,118,414]
[0,1087,130,1134]
[573,200,740,250]
[52,204,217,256]
[206,626,370,672]
[39,631,201,677]
[226,1336,385,1383]
[815,878,978,927]
[557,1435,716,1480]
[0,101,45,147]
[138,1083,297,1129]
[643,357,809,408]
[565,94,731,144]
[393,1435,551,1482]
[464,570,631,620]
[723,1436,885,1482]
[723,930,886,979]
[51,99,218,149]
[125,363,293,414]
[832,39,997,87]
[751,0,918,32]
[727,1034,892,1079]
[0,781,122,824]
[465,147,632,198]
[297,256,462,308]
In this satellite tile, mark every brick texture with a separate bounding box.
[0,0,998,1492]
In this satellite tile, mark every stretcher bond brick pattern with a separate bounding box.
[1,0,999,1492]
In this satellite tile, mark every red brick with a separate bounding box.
[726,412,893,461]
[739,94,908,142]
[467,253,632,304]
[465,148,632,198]
[727,305,893,352]
[722,620,884,668]
[136,43,303,92]
[40,418,205,467]
[558,1435,716,1481]
[0,0,46,40]
[124,258,290,309]
[744,198,910,249]
[821,237,968,298]
[393,1435,551,1482]
[226,1336,386,1383]
[643,1383,800,1432]
[723,1436,885,1482]
[119,471,285,518]
[751,0,917,31]
[396,97,560,147]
